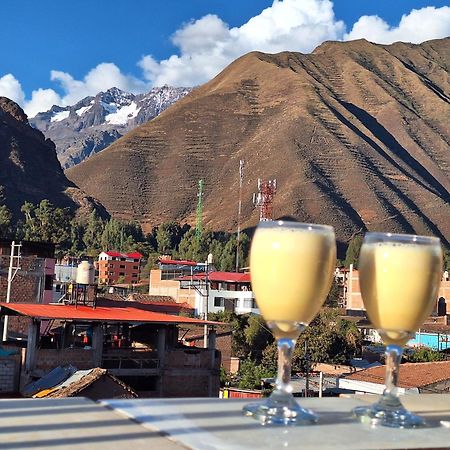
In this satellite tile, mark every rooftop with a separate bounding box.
[344,360,450,388]
[0,302,219,325]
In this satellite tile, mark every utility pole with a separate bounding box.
[203,253,213,348]
[195,179,204,241]
[3,241,22,342]
[235,160,244,272]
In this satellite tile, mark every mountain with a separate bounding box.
[30,86,191,168]
[66,38,450,245]
[0,97,104,218]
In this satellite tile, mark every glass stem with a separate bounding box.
[275,338,295,395]
[379,344,403,409]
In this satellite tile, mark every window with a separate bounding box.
[132,273,138,277]
[44,275,53,291]
[119,272,125,276]
[109,271,114,276]
[214,297,224,307]
[133,265,139,270]
[120,265,125,269]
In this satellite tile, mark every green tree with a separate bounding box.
[408,348,445,362]
[291,309,362,370]
[325,279,341,307]
[82,210,104,254]
[344,234,364,268]
[237,358,276,390]
[244,315,274,361]
[0,205,12,237]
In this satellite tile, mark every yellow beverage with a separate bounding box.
[250,221,336,338]
[359,239,443,345]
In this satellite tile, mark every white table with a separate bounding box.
[0,397,181,449]
[105,394,450,450]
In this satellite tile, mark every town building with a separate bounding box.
[0,301,221,398]
[148,258,258,316]
[338,360,450,394]
[97,251,143,285]
[0,240,55,340]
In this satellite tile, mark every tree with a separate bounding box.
[237,358,276,390]
[344,234,363,268]
[82,210,104,254]
[407,348,445,363]
[325,279,340,307]
[290,309,362,370]
[0,205,12,237]
[244,315,274,361]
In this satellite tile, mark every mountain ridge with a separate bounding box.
[0,97,104,219]
[30,85,191,168]
[65,37,450,244]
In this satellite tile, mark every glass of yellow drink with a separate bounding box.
[353,232,443,428]
[243,220,336,425]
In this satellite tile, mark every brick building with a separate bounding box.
[0,240,55,339]
[97,251,143,285]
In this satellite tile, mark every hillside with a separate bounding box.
[66,38,450,244]
[0,97,103,219]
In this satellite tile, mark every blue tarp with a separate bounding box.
[22,365,77,397]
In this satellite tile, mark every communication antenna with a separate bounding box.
[235,160,244,272]
[195,179,204,240]
[252,178,277,221]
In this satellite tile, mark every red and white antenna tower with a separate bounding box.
[253,178,277,221]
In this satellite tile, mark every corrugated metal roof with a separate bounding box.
[0,302,220,325]
[178,271,251,283]
[158,259,198,266]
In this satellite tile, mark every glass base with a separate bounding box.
[353,404,426,429]
[243,393,318,426]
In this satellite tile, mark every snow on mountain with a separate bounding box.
[105,102,140,125]
[50,110,70,122]
[30,86,191,169]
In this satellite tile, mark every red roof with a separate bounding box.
[0,303,219,325]
[104,251,143,259]
[178,271,251,283]
[344,361,450,388]
[126,252,143,259]
[158,259,198,266]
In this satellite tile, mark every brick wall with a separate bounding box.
[0,357,19,393]
[36,349,94,374]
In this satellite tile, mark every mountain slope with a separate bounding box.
[30,86,190,168]
[0,97,103,218]
[66,38,450,244]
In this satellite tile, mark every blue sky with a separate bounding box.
[1,0,450,116]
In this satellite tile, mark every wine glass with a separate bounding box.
[353,232,443,428]
[243,220,336,425]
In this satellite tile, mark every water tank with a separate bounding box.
[76,261,95,285]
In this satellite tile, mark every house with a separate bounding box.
[97,251,143,285]
[0,302,221,398]
[149,258,258,316]
[338,360,450,394]
[0,240,56,340]
[30,367,138,400]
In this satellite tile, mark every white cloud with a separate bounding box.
[2,1,450,117]
[0,74,25,106]
[139,0,345,86]
[345,6,450,44]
